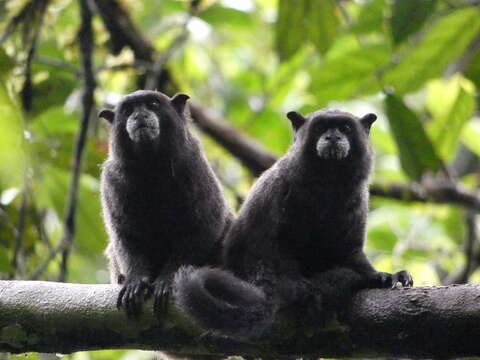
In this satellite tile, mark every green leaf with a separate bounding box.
[461,120,480,156]
[31,73,76,116]
[275,0,308,60]
[350,0,387,35]
[384,93,442,180]
[384,7,480,94]
[309,43,391,106]
[0,46,14,79]
[199,4,254,29]
[305,0,339,55]
[390,0,437,45]
[0,250,11,273]
[427,75,476,160]
[275,0,339,60]
[35,166,107,254]
[0,83,26,188]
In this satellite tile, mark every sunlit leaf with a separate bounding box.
[384,7,480,94]
[309,43,391,106]
[199,4,254,29]
[0,50,26,188]
[350,0,386,34]
[0,47,14,77]
[462,120,480,156]
[35,166,107,254]
[390,0,437,45]
[306,0,339,55]
[384,93,442,180]
[275,0,308,60]
[427,76,476,160]
[31,73,76,116]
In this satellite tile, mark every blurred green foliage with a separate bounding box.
[1,0,480,358]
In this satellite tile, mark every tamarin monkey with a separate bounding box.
[174,109,413,338]
[99,90,231,318]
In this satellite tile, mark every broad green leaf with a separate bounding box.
[0,250,11,273]
[427,76,476,160]
[32,106,79,135]
[305,0,339,55]
[384,7,480,94]
[0,47,14,78]
[275,0,339,60]
[35,166,107,253]
[390,0,437,45]
[350,0,386,35]
[31,73,76,116]
[275,0,308,60]
[199,4,254,29]
[0,82,26,188]
[384,93,442,180]
[309,43,391,106]
[462,120,480,156]
[465,49,480,89]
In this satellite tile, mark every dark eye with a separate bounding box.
[122,104,133,116]
[341,124,351,133]
[148,100,160,110]
[315,123,325,133]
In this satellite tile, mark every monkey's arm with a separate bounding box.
[110,239,154,318]
[346,249,413,288]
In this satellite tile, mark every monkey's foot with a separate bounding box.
[152,274,173,320]
[374,270,413,289]
[117,276,152,319]
[390,270,413,288]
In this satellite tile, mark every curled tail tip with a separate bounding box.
[173,266,274,339]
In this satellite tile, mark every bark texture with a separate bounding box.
[0,281,479,358]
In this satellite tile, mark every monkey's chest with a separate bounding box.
[278,190,362,275]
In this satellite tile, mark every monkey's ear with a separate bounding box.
[287,111,306,131]
[171,93,190,115]
[99,109,115,123]
[360,113,377,133]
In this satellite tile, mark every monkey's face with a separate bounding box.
[312,121,352,160]
[122,100,161,144]
[99,90,190,148]
[287,109,377,161]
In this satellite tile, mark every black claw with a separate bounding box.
[117,286,126,309]
[116,277,152,319]
[152,276,173,321]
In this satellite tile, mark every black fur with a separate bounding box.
[174,109,412,338]
[100,90,232,318]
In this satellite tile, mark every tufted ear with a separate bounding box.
[287,111,306,132]
[170,93,190,115]
[99,109,115,123]
[360,113,377,133]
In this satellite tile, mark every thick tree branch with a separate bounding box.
[0,281,479,358]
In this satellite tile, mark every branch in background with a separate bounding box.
[10,186,28,279]
[369,182,480,211]
[190,103,277,176]
[91,0,480,210]
[91,0,154,60]
[144,0,198,91]
[1,281,480,358]
[443,211,479,285]
[58,0,96,282]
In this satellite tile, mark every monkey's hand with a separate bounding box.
[152,273,173,320]
[371,270,413,289]
[117,276,152,319]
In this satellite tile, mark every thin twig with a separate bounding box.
[58,0,96,282]
[145,0,198,90]
[10,185,28,279]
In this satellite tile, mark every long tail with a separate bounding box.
[173,266,274,339]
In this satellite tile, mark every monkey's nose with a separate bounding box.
[134,112,149,121]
